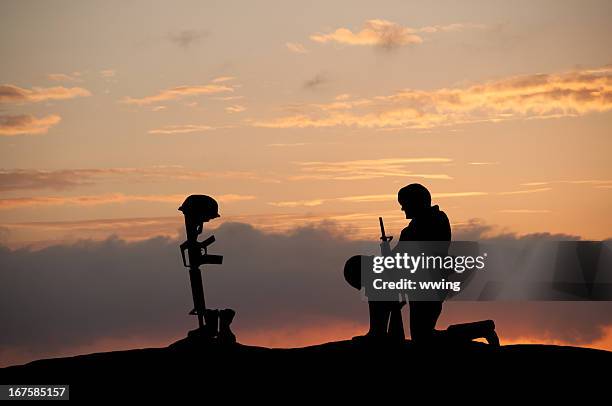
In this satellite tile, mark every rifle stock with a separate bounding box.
[379,216,405,340]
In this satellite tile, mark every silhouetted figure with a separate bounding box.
[345,183,499,346]
[178,195,236,344]
[397,183,450,343]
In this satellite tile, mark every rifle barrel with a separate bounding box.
[379,216,386,240]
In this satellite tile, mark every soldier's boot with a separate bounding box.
[446,319,500,346]
[353,301,392,342]
[203,309,219,338]
[387,301,406,341]
[218,308,236,344]
[486,330,500,346]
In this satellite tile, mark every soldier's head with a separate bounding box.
[178,194,220,235]
[398,183,431,219]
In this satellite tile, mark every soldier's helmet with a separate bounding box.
[178,195,220,222]
[344,255,364,290]
[398,183,431,207]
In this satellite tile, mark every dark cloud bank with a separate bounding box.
[1,221,611,366]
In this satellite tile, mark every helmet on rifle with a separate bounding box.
[344,255,366,290]
[178,195,220,223]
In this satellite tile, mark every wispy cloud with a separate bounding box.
[521,179,612,188]
[309,20,476,50]
[269,190,487,207]
[0,84,91,104]
[0,167,274,192]
[0,193,255,210]
[418,23,480,33]
[148,124,214,134]
[225,105,246,113]
[47,72,82,82]
[211,76,235,83]
[310,19,423,49]
[303,73,329,90]
[498,187,552,195]
[286,42,309,54]
[269,199,326,208]
[0,168,94,191]
[213,95,245,101]
[120,83,232,105]
[167,29,208,48]
[254,65,612,129]
[339,191,488,203]
[499,209,551,213]
[99,69,116,78]
[0,114,61,136]
[267,143,309,147]
[290,157,453,181]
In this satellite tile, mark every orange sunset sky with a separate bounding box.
[1,0,611,247]
[1,0,612,365]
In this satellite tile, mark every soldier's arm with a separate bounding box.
[389,226,412,255]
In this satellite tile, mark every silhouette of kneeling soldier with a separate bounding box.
[344,184,499,346]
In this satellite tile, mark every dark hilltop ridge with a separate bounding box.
[1,335,610,397]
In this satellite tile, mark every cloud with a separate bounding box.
[338,191,488,203]
[269,190,487,207]
[521,179,612,188]
[0,222,366,366]
[267,143,309,147]
[254,65,612,129]
[269,199,326,208]
[148,124,214,134]
[452,218,583,241]
[310,21,481,50]
[286,42,309,54]
[0,114,61,136]
[225,105,246,113]
[99,69,116,78]
[0,221,610,367]
[121,84,233,105]
[417,23,478,33]
[0,85,91,104]
[211,76,235,83]
[213,95,245,101]
[499,209,551,214]
[0,212,366,250]
[0,168,94,192]
[0,193,255,210]
[310,19,423,49]
[303,73,329,90]
[290,157,453,181]
[167,29,208,48]
[498,187,552,195]
[0,167,275,193]
[47,72,82,82]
